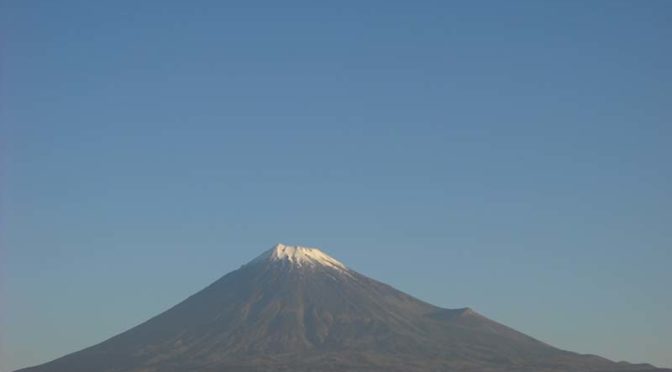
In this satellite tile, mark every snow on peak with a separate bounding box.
[255,244,348,272]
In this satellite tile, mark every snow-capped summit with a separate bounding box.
[254,243,348,272]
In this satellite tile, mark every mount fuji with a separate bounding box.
[17,244,668,372]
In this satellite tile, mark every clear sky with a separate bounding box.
[1,1,670,371]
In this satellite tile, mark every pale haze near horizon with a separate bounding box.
[1,1,671,371]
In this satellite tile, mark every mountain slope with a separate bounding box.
[17,244,666,372]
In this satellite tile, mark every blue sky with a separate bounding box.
[1,1,671,370]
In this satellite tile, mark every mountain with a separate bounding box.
[17,244,668,372]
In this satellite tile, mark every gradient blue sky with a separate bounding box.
[1,1,671,371]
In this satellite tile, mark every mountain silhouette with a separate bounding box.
[17,244,669,372]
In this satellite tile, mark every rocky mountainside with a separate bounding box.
[17,244,668,372]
